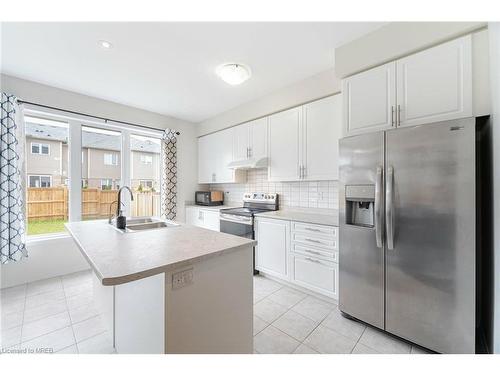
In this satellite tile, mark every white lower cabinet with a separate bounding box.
[185,207,220,231]
[255,218,289,279]
[256,217,338,300]
[290,254,338,300]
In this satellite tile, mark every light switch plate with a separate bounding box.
[172,268,194,289]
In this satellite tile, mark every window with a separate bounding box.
[104,153,118,166]
[31,142,50,155]
[23,113,164,235]
[140,154,153,165]
[24,116,69,236]
[131,135,161,217]
[28,175,52,188]
[139,180,153,189]
[100,179,113,190]
[82,126,122,220]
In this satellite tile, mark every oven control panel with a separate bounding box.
[243,192,278,203]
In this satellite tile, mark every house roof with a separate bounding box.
[25,122,161,153]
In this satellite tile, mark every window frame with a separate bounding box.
[28,174,53,188]
[103,152,118,166]
[140,154,153,165]
[139,179,154,189]
[23,109,164,239]
[31,142,50,155]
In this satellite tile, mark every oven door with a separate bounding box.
[219,214,253,238]
[220,214,257,274]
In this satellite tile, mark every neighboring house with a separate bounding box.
[25,121,161,190]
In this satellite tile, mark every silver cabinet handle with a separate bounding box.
[375,166,383,248]
[305,257,321,263]
[397,105,401,127]
[248,147,252,157]
[305,249,322,256]
[303,165,306,179]
[386,166,395,250]
[304,227,321,232]
[305,238,322,244]
[391,106,395,126]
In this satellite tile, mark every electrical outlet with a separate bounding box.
[172,268,194,290]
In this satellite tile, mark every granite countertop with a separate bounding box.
[65,220,255,286]
[185,203,241,212]
[255,208,339,226]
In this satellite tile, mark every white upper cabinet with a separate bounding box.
[232,117,268,161]
[343,62,396,136]
[343,35,473,136]
[249,117,268,159]
[198,129,245,184]
[396,35,472,128]
[232,123,250,161]
[198,134,215,184]
[215,128,236,183]
[302,95,342,180]
[268,106,302,182]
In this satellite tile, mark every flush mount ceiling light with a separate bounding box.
[215,63,251,85]
[98,40,113,50]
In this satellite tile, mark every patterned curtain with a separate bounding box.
[1,93,28,264]
[160,129,178,220]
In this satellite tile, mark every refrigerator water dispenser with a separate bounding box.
[345,185,375,228]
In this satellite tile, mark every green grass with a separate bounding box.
[27,219,67,236]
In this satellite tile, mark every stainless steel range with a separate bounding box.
[220,193,279,274]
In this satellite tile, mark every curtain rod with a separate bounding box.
[17,99,180,135]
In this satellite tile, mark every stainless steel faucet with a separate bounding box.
[116,186,134,229]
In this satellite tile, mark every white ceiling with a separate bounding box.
[1,22,385,123]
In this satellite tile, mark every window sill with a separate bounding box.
[26,232,71,244]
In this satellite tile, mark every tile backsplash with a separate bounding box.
[209,169,339,209]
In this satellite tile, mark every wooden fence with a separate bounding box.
[27,187,160,221]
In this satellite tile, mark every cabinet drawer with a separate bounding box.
[292,233,337,251]
[292,244,338,263]
[292,222,337,238]
[291,254,338,299]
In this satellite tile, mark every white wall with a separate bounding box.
[1,237,90,288]
[1,74,200,288]
[197,69,341,136]
[488,22,500,354]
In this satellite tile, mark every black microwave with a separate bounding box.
[195,191,224,206]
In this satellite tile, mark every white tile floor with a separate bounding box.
[1,270,114,354]
[1,271,432,354]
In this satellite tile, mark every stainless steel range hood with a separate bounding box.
[227,156,268,170]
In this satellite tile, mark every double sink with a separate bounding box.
[110,217,179,233]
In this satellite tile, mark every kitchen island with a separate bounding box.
[65,219,255,354]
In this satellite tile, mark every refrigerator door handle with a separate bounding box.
[386,166,395,250]
[375,166,383,248]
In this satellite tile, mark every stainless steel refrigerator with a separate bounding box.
[339,117,491,354]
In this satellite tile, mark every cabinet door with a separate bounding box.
[291,254,338,299]
[185,207,203,227]
[396,35,472,128]
[303,95,342,180]
[256,218,289,279]
[214,128,236,183]
[232,123,250,161]
[249,117,268,159]
[343,62,396,136]
[200,210,220,231]
[197,135,214,183]
[268,107,301,182]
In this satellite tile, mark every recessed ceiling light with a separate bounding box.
[98,40,113,50]
[216,63,251,85]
